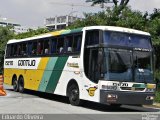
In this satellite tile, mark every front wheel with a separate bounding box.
[68,84,82,106]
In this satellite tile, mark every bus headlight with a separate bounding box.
[146,96,154,100]
[107,94,118,99]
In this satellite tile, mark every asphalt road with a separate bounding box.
[0,84,160,120]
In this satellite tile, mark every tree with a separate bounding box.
[14,27,49,39]
[86,0,113,8]
[86,0,130,14]
[0,27,14,71]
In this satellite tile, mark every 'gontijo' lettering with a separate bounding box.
[18,60,36,66]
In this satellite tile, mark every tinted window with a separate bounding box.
[51,38,57,54]
[73,35,82,52]
[64,36,73,53]
[85,30,99,46]
[103,31,152,49]
[57,37,64,53]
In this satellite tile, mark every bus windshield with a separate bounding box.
[102,48,154,83]
[103,31,152,49]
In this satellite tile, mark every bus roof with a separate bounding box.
[7,26,150,44]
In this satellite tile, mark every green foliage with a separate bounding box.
[155,91,160,103]
[14,28,49,39]
[0,26,14,71]
[68,7,149,30]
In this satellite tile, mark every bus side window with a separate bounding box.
[57,37,64,53]
[11,45,14,57]
[51,38,57,54]
[32,42,37,55]
[44,39,49,54]
[37,40,43,55]
[17,44,21,56]
[64,36,73,53]
[28,42,33,55]
[6,45,11,57]
[21,43,27,56]
[13,44,17,56]
[73,35,82,52]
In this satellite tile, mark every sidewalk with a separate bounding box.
[144,103,160,109]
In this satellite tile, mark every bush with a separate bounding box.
[155,91,160,103]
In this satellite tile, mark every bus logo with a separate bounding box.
[67,62,79,68]
[87,87,97,96]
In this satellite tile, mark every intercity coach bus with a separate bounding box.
[4,26,156,106]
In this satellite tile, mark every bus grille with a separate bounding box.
[120,87,145,91]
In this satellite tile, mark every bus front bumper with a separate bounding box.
[100,90,155,105]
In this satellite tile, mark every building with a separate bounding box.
[0,17,30,34]
[45,15,82,31]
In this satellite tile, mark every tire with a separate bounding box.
[18,77,25,93]
[12,77,18,92]
[68,84,81,106]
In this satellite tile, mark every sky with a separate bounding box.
[0,0,160,28]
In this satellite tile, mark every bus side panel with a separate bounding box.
[4,68,15,85]
[4,58,49,91]
[33,56,69,94]
[38,57,58,92]
[53,56,82,96]
[24,57,49,90]
[52,56,100,103]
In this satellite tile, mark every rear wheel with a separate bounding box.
[18,76,25,93]
[12,76,18,92]
[68,84,81,106]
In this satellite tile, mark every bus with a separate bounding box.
[4,26,156,106]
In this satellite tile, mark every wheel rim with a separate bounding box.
[19,77,24,92]
[13,79,18,90]
[19,78,24,89]
[70,88,79,101]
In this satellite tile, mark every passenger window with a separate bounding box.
[73,35,82,52]
[32,42,37,55]
[37,41,43,55]
[17,44,21,56]
[64,36,73,53]
[57,37,64,53]
[12,44,17,56]
[51,38,57,54]
[28,42,33,55]
[44,40,50,54]
[6,45,11,57]
[21,43,27,56]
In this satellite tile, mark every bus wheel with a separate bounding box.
[18,76,25,93]
[68,84,81,106]
[12,76,18,92]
